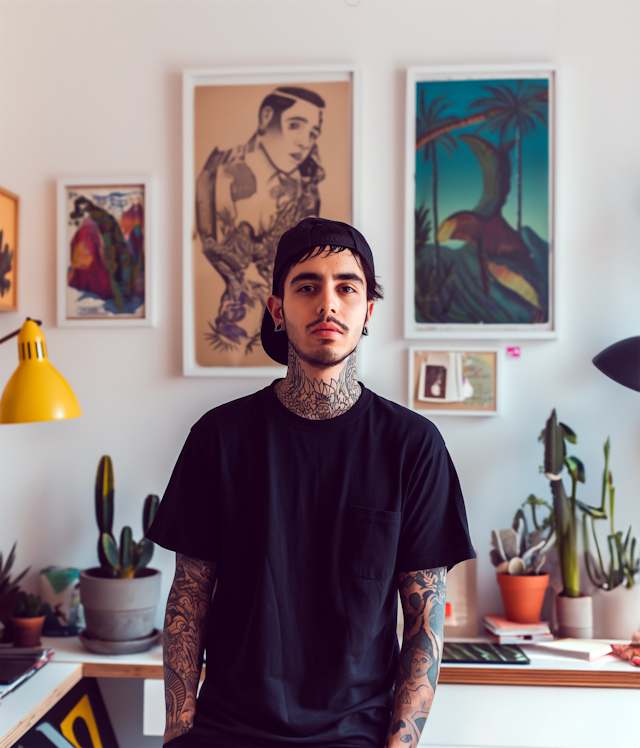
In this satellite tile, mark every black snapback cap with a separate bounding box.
[260,217,375,366]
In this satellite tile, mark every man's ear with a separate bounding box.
[365,299,375,326]
[258,106,274,135]
[266,294,284,324]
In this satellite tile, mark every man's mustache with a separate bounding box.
[305,316,349,333]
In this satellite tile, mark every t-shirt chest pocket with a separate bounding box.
[340,505,402,579]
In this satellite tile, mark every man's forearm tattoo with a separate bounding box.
[275,345,361,420]
[386,567,447,748]
[163,554,217,739]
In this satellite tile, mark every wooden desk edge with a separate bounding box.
[0,665,83,748]
[439,665,640,689]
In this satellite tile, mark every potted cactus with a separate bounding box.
[541,409,606,637]
[79,455,161,652]
[490,496,555,622]
[585,438,640,639]
[11,592,46,647]
[0,542,30,643]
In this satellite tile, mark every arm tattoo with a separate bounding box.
[163,553,217,741]
[275,345,361,420]
[386,567,447,748]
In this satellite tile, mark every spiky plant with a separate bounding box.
[0,542,30,596]
[540,410,606,598]
[584,438,639,590]
[94,455,159,579]
[13,591,44,618]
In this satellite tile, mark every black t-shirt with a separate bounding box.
[148,382,475,748]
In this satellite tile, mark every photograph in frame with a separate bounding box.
[184,67,356,376]
[405,66,554,339]
[57,178,154,327]
[0,186,19,313]
[409,347,500,416]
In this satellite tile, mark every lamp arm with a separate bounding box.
[0,319,42,346]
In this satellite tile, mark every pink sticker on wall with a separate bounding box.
[507,347,521,358]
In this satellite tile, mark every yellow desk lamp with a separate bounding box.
[0,318,82,423]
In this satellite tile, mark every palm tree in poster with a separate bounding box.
[416,92,458,280]
[468,81,547,235]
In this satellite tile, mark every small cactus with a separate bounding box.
[94,455,159,579]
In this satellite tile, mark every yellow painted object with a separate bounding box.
[0,319,82,423]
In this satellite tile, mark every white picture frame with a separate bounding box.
[183,65,360,377]
[404,64,556,340]
[56,177,156,327]
[409,346,502,417]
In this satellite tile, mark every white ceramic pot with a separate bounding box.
[593,584,640,640]
[556,593,593,639]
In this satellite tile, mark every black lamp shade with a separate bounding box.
[592,336,640,392]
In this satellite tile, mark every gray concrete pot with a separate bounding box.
[80,567,161,642]
[556,593,593,639]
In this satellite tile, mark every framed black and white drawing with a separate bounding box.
[183,65,359,376]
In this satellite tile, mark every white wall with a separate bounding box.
[0,0,639,634]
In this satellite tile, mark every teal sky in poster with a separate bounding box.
[415,78,549,241]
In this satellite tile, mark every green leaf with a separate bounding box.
[559,422,577,444]
[120,527,133,569]
[95,456,114,535]
[102,533,120,573]
[142,494,159,534]
[565,456,585,483]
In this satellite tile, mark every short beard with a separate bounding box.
[288,338,358,371]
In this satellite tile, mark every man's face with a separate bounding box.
[411,652,431,680]
[267,249,374,371]
[261,99,322,174]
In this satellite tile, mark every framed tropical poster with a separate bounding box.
[56,177,155,327]
[183,65,359,376]
[405,65,555,339]
[0,186,19,313]
[409,347,501,416]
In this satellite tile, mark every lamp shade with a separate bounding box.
[592,336,640,393]
[0,319,82,423]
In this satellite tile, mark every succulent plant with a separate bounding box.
[94,455,159,579]
[490,497,556,575]
[584,438,639,591]
[0,542,30,596]
[13,591,44,618]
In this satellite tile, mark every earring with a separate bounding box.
[362,325,369,336]
[274,322,285,333]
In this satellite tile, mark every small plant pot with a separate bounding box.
[11,615,46,647]
[593,585,640,640]
[497,572,549,623]
[80,567,161,644]
[556,593,593,639]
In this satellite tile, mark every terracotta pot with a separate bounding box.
[497,572,549,623]
[556,593,593,639]
[11,615,46,647]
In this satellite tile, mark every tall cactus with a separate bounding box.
[94,455,159,579]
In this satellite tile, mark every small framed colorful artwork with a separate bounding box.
[409,347,501,416]
[56,177,155,327]
[0,186,19,313]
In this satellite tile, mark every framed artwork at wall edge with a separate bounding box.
[405,64,555,339]
[0,186,19,313]
[409,347,501,417]
[183,65,359,377]
[56,177,155,327]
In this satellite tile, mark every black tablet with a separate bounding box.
[442,642,530,665]
[0,652,42,685]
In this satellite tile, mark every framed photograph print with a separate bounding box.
[56,177,155,327]
[409,347,501,416]
[405,65,555,339]
[183,65,359,376]
[0,186,19,313]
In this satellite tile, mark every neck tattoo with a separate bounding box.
[275,346,362,420]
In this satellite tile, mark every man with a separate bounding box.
[195,87,325,352]
[147,218,475,747]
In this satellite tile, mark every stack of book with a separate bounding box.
[483,614,554,644]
